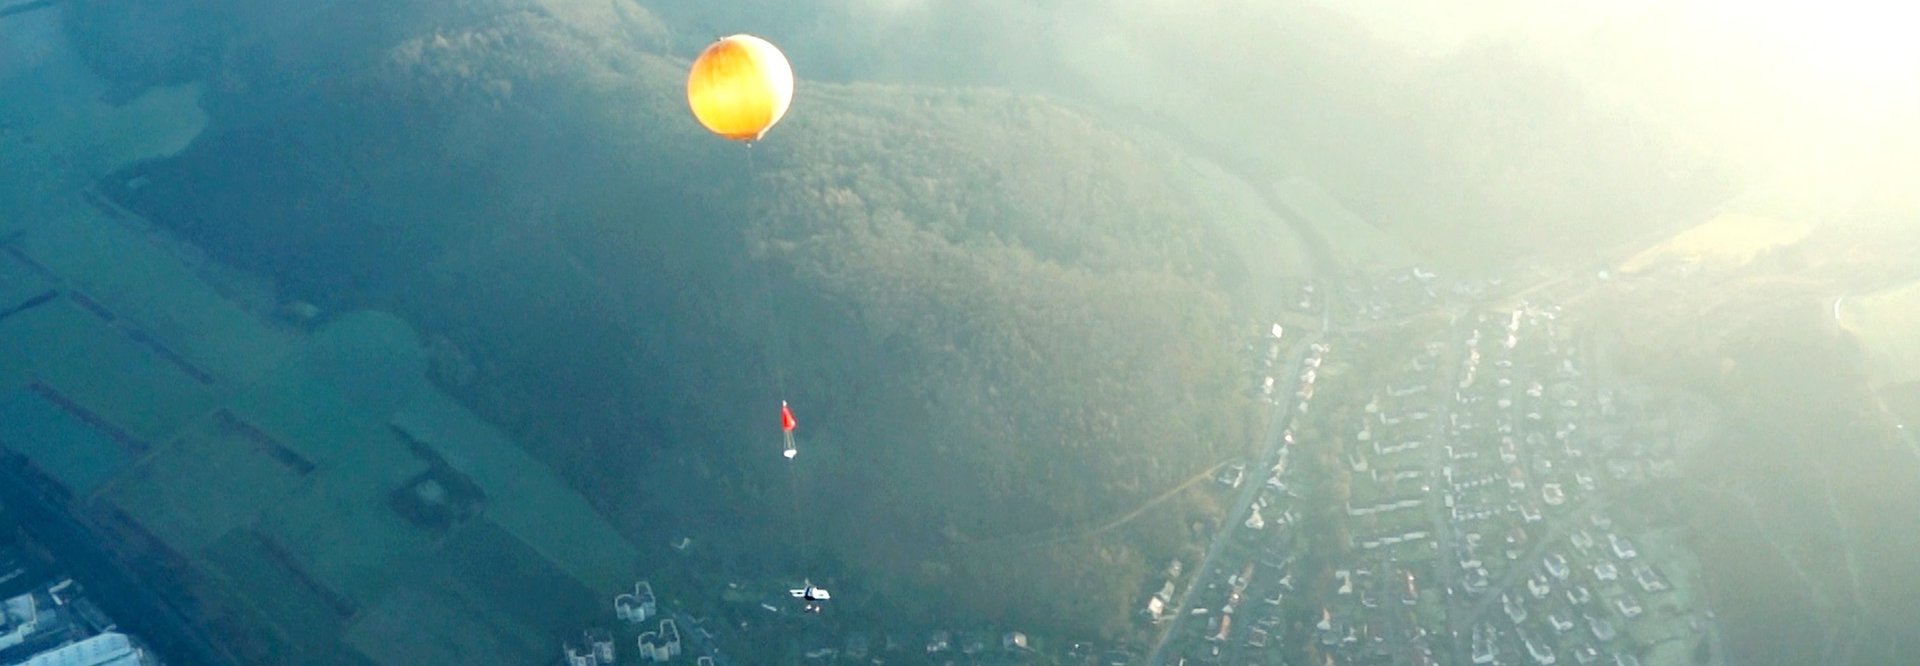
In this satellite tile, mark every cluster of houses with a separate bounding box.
[1282,267,1512,328]
[1174,264,1713,666]
[1304,300,1704,666]
[562,581,716,666]
[1155,339,1332,664]
[650,574,1077,664]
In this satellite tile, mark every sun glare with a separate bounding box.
[1702,0,1920,96]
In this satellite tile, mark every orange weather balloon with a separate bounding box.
[686,34,794,142]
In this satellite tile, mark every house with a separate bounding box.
[1588,615,1616,642]
[1471,625,1498,664]
[1528,575,1551,600]
[1003,631,1030,651]
[1549,613,1573,633]
[1504,593,1527,624]
[1217,463,1246,489]
[1,593,42,653]
[616,582,658,624]
[1609,534,1638,559]
[926,630,952,654]
[585,628,616,663]
[1522,630,1557,665]
[1207,614,1233,642]
[1545,553,1570,580]
[637,619,681,662]
[1614,596,1643,619]
[7,632,158,666]
[1632,564,1668,592]
[1143,596,1165,621]
[1543,483,1567,506]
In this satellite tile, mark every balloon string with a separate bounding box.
[746,143,807,573]
[790,446,806,570]
[747,143,787,396]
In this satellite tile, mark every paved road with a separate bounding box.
[1422,314,1473,666]
[1146,332,1322,665]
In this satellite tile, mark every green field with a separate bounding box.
[0,12,653,661]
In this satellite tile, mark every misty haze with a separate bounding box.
[0,1,1915,665]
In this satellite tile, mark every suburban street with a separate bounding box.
[1145,330,1323,665]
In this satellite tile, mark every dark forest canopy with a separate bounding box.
[73,0,1261,637]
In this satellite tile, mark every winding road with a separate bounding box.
[1146,331,1322,665]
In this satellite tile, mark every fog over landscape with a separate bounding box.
[0,1,1915,664]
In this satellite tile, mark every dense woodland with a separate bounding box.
[75,0,1258,636]
[64,0,1754,640]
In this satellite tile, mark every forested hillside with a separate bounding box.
[642,0,1743,273]
[60,0,1758,639]
[74,0,1263,636]
[1588,214,1920,666]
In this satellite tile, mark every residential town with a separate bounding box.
[1147,266,1719,666]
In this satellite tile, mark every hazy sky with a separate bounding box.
[1316,0,1920,206]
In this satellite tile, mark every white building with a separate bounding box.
[18,631,158,666]
[616,581,657,624]
[1003,631,1030,651]
[1,593,40,653]
[637,619,682,662]
[586,628,616,663]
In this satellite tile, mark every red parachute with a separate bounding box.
[781,401,798,459]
